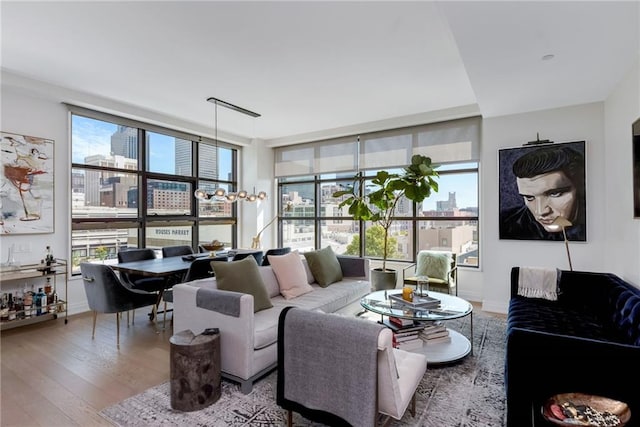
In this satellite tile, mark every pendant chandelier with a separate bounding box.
[194,97,267,203]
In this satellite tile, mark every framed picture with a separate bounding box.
[633,118,640,218]
[498,141,586,241]
[1,131,55,234]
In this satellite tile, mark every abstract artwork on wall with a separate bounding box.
[1,131,55,234]
[498,140,586,241]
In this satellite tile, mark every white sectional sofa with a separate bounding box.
[173,255,371,393]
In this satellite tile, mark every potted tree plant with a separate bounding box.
[333,154,439,290]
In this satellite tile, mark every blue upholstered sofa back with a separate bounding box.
[610,285,640,346]
[510,268,640,346]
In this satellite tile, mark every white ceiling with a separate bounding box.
[1,1,638,145]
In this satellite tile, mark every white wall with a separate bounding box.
[239,138,276,249]
[480,103,607,313]
[604,55,640,284]
[0,84,83,311]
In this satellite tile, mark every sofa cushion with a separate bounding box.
[211,256,273,313]
[251,279,371,351]
[268,251,314,299]
[303,246,343,287]
[258,266,281,298]
[253,302,286,350]
[275,279,371,314]
[508,297,611,342]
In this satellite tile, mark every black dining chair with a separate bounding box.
[80,263,158,347]
[233,251,264,266]
[184,256,226,282]
[262,247,292,266]
[161,245,195,284]
[117,248,167,292]
[117,248,169,321]
[162,245,194,258]
[161,255,221,328]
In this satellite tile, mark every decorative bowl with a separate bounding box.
[542,393,630,427]
[201,241,225,251]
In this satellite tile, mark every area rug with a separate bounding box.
[100,312,506,427]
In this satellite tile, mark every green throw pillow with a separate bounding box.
[416,251,451,281]
[303,246,343,287]
[211,256,273,313]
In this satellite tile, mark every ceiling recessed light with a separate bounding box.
[542,54,555,61]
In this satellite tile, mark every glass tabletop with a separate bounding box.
[360,289,472,321]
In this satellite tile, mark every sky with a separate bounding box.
[72,115,176,172]
[421,172,477,211]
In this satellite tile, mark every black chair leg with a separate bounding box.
[116,312,120,348]
[91,310,97,339]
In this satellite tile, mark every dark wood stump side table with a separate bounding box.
[170,328,221,411]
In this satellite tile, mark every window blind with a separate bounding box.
[275,135,358,177]
[274,116,480,178]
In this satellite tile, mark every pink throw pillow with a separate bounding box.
[268,251,314,299]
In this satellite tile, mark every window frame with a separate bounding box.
[69,106,238,273]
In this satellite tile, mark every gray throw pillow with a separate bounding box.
[211,256,273,313]
[303,246,343,287]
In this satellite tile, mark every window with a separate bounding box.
[278,164,479,267]
[70,107,238,273]
[275,116,481,266]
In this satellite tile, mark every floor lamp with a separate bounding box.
[549,216,573,271]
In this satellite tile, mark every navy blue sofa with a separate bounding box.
[506,267,640,427]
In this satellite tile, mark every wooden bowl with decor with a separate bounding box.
[201,241,225,252]
[542,393,630,427]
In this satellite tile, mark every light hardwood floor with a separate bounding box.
[1,308,173,427]
[1,302,502,426]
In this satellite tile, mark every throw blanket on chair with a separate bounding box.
[277,307,383,427]
[517,267,560,301]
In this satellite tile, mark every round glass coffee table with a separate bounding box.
[360,289,473,364]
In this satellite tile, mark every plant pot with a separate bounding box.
[371,268,397,291]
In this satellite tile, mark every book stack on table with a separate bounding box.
[388,293,440,310]
[419,322,451,345]
[385,317,425,351]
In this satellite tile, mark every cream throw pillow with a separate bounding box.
[268,251,314,299]
[416,251,452,281]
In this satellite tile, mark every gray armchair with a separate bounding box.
[80,263,158,347]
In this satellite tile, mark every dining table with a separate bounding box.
[110,249,262,279]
